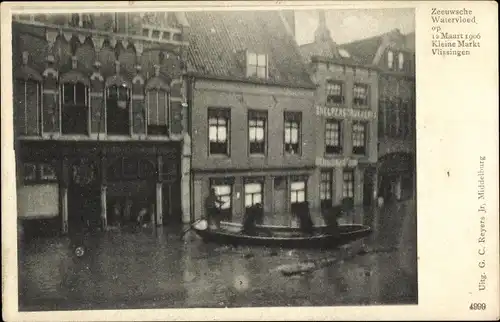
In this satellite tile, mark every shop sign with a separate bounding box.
[316,157,359,168]
[316,105,376,120]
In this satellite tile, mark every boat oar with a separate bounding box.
[180,219,206,240]
[180,225,192,240]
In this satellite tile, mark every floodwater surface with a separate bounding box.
[18,201,417,311]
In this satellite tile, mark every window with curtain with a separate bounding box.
[325,119,342,154]
[353,84,369,106]
[284,111,301,155]
[208,108,230,155]
[320,171,333,209]
[248,110,267,155]
[342,170,354,199]
[326,80,344,104]
[352,121,367,155]
[244,182,263,208]
[290,181,306,204]
[210,180,233,221]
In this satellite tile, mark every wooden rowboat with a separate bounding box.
[191,220,372,250]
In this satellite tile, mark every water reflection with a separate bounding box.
[19,201,417,310]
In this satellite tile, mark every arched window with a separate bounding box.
[398,52,405,70]
[14,79,41,136]
[387,50,394,69]
[146,89,170,135]
[61,82,89,135]
[106,84,131,135]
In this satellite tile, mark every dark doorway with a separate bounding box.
[68,185,101,233]
[162,181,182,226]
[67,159,101,233]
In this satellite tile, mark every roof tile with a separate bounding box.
[185,11,315,88]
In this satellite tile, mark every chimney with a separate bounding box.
[314,9,331,43]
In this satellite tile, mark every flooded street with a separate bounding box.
[18,201,417,311]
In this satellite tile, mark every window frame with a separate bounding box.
[398,52,405,71]
[290,180,307,205]
[284,111,302,155]
[342,169,354,199]
[146,88,170,136]
[353,83,369,107]
[208,108,231,156]
[325,80,344,105]
[244,181,264,209]
[246,52,268,79]
[15,79,41,136]
[320,170,333,209]
[61,82,90,135]
[387,50,394,69]
[105,84,132,136]
[352,121,368,155]
[248,110,267,156]
[325,119,343,155]
[210,178,234,221]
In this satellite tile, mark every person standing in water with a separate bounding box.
[205,188,225,230]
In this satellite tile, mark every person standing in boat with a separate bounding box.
[205,188,225,230]
[242,202,263,235]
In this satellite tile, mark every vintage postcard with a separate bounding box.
[1,1,498,321]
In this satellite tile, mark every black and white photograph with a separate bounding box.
[10,4,418,313]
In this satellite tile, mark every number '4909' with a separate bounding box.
[469,303,486,310]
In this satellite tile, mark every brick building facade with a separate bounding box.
[341,29,416,203]
[12,13,192,236]
[185,11,318,227]
[299,11,379,215]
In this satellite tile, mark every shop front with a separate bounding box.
[192,168,316,227]
[17,141,182,236]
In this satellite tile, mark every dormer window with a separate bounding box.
[246,52,268,79]
[387,50,394,69]
[398,52,405,70]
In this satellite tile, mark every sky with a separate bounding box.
[294,8,415,45]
